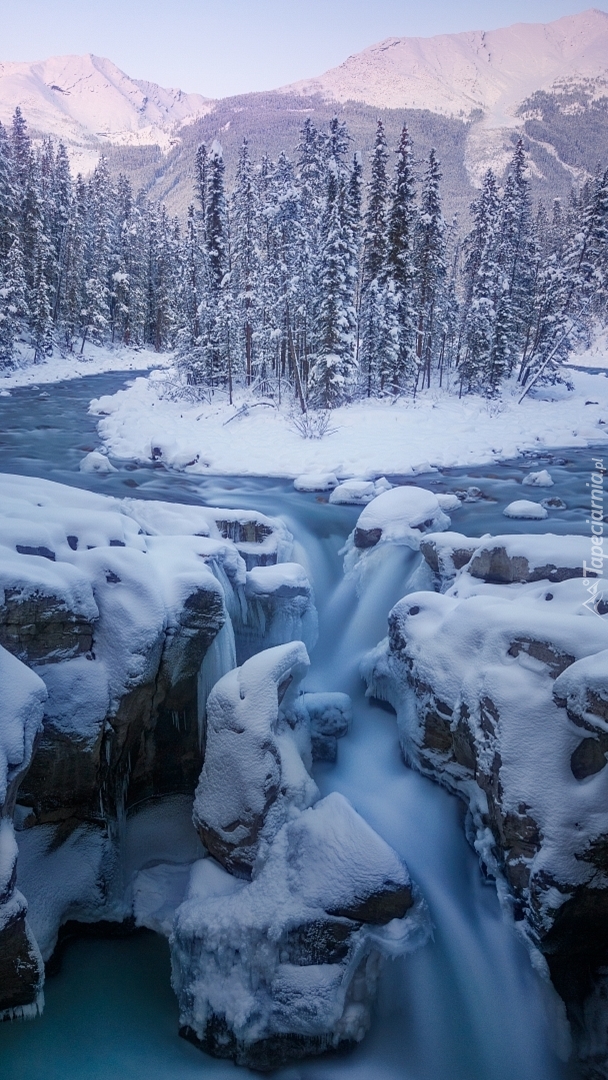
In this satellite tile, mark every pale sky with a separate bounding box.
[2,1,606,98]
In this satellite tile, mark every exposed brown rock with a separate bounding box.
[0,589,94,665]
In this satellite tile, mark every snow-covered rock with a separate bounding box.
[504,499,549,519]
[299,692,352,763]
[237,562,318,662]
[294,472,339,492]
[421,532,592,589]
[363,530,608,1067]
[436,492,463,511]
[328,477,393,505]
[522,469,554,487]
[0,650,46,1019]
[353,486,450,551]
[78,450,117,475]
[0,473,314,1017]
[192,643,316,876]
[173,643,429,1069]
[329,480,376,505]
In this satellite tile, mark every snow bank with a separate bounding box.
[0,343,165,390]
[90,364,608,478]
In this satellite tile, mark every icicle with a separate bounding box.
[0,991,44,1022]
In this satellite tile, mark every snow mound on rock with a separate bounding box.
[503,499,549,519]
[522,469,554,487]
[79,451,117,474]
[294,472,339,492]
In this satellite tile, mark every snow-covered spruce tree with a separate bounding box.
[0,122,16,262]
[80,157,113,351]
[199,141,231,389]
[309,162,357,408]
[61,174,87,351]
[0,237,28,364]
[564,168,608,325]
[385,124,418,394]
[264,151,310,409]
[415,148,447,391]
[359,120,390,396]
[496,141,536,382]
[231,139,261,387]
[294,120,328,397]
[32,244,54,361]
[457,169,502,393]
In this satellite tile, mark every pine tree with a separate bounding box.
[359,121,389,395]
[310,166,357,408]
[0,122,16,261]
[231,140,260,386]
[415,148,446,390]
[0,240,25,363]
[385,124,417,393]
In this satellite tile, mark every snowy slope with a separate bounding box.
[0,54,213,171]
[285,10,608,121]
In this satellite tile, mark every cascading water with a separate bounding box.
[0,372,592,1078]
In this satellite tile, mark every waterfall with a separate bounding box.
[196,617,237,751]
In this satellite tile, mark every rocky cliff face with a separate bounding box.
[364,529,608,1074]
[0,473,307,1017]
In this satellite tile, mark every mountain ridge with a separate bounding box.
[0,10,606,215]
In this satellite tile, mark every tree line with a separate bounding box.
[0,107,606,406]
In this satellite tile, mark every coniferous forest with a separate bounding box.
[0,106,606,407]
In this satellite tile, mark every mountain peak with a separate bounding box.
[0,53,213,173]
[282,8,608,120]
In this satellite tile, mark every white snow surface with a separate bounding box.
[0,646,46,808]
[504,500,549,519]
[88,362,608,479]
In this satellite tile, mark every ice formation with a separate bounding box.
[172,643,429,1070]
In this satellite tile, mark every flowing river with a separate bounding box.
[0,371,597,1079]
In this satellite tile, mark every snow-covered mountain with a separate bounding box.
[0,54,213,172]
[0,10,606,201]
[285,9,608,121]
[284,8,608,185]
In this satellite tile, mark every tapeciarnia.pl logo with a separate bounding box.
[582,458,608,617]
